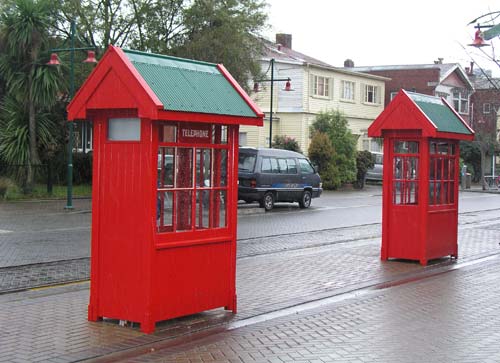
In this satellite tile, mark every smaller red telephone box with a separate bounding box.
[368,90,474,265]
[67,46,263,333]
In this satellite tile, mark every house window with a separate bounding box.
[312,75,330,97]
[341,80,355,101]
[483,103,491,114]
[390,91,398,101]
[452,91,469,114]
[364,84,380,104]
[239,132,247,146]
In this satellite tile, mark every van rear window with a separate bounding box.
[238,154,256,172]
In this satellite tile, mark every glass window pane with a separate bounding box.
[449,159,455,180]
[394,157,403,179]
[394,141,419,154]
[409,157,418,180]
[261,158,272,173]
[196,148,211,187]
[176,191,192,231]
[437,142,449,154]
[436,158,442,180]
[287,158,298,174]
[429,182,436,205]
[213,149,228,187]
[299,159,314,174]
[408,182,418,204]
[160,124,176,143]
[196,190,210,229]
[176,148,193,188]
[393,181,402,205]
[430,142,437,154]
[217,190,226,228]
[108,118,140,141]
[157,191,173,232]
[158,147,174,188]
[443,158,450,180]
[450,182,455,203]
[270,158,280,173]
[212,125,228,144]
[239,153,256,172]
[278,159,287,173]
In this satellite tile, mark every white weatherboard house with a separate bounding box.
[240,34,389,153]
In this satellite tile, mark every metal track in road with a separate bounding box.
[1,208,499,294]
[0,257,90,294]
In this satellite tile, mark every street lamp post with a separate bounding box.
[253,58,292,148]
[48,20,97,209]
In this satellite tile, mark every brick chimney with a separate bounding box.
[344,59,355,67]
[276,33,292,49]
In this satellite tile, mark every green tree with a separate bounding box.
[310,110,357,188]
[0,0,64,191]
[172,0,267,90]
[58,0,267,90]
[128,0,186,52]
[272,135,302,153]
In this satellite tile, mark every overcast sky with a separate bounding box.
[264,0,499,75]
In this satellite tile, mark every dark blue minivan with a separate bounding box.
[238,147,322,211]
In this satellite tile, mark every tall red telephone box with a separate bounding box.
[368,90,474,265]
[67,46,263,333]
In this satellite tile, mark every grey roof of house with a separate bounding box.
[261,39,389,80]
[471,75,500,89]
[347,63,473,89]
[261,38,333,68]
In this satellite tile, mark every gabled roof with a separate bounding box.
[261,39,389,81]
[68,45,263,125]
[349,63,474,90]
[368,90,474,140]
[261,38,333,68]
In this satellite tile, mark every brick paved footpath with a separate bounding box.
[117,253,500,363]
[0,211,500,363]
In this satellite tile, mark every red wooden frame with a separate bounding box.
[68,46,262,333]
[371,90,473,266]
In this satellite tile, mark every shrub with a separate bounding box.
[0,177,13,199]
[308,132,342,189]
[354,150,374,189]
[310,110,357,188]
[72,152,93,185]
[272,135,302,153]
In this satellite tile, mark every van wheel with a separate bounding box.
[299,190,312,209]
[261,192,274,211]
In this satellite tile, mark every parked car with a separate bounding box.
[238,147,322,211]
[365,152,383,182]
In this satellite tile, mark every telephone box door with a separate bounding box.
[384,139,421,260]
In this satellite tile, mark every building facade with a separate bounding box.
[468,71,500,175]
[348,62,475,125]
[240,35,388,154]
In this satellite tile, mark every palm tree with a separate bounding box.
[0,0,63,192]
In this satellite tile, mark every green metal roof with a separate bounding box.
[408,93,472,135]
[123,49,256,117]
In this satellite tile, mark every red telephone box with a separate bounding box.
[67,46,263,333]
[368,90,474,265]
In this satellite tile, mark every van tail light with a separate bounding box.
[250,179,257,188]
